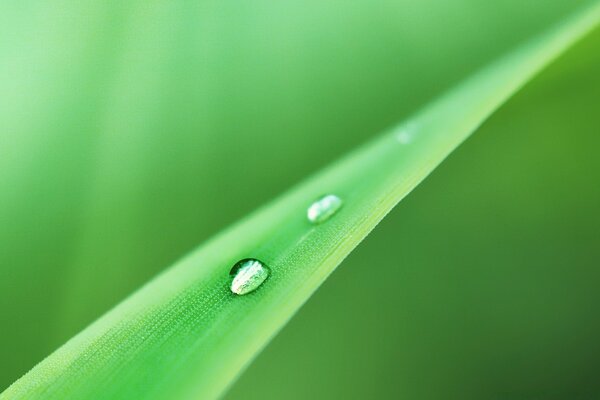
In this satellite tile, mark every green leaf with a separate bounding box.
[3,2,600,400]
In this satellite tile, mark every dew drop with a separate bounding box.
[395,122,417,144]
[307,194,343,224]
[230,258,270,295]
[396,130,412,144]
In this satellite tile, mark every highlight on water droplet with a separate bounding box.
[307,194,343,224]
[230,258,270,295]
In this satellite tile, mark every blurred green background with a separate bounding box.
[1,0,599,398]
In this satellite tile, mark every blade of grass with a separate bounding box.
[3,2,600,399]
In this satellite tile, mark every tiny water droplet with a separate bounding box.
[395,122,417,144]
[230,258,270,295]
[307,194,343,224]
[396,131,412,144]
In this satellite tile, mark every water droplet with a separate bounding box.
[307,194,343,224]
[230,258,270,295]
[396,131,412,144]
[395,122,417,144]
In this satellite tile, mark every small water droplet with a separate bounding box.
[307,194,343,224]
[230,258,270,295]
[395,122,417,144]
[397,131,412,144]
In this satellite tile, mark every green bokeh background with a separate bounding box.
[1,1,599,398]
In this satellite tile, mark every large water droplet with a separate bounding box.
[230,259,270,295]
[307,194,343,224]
